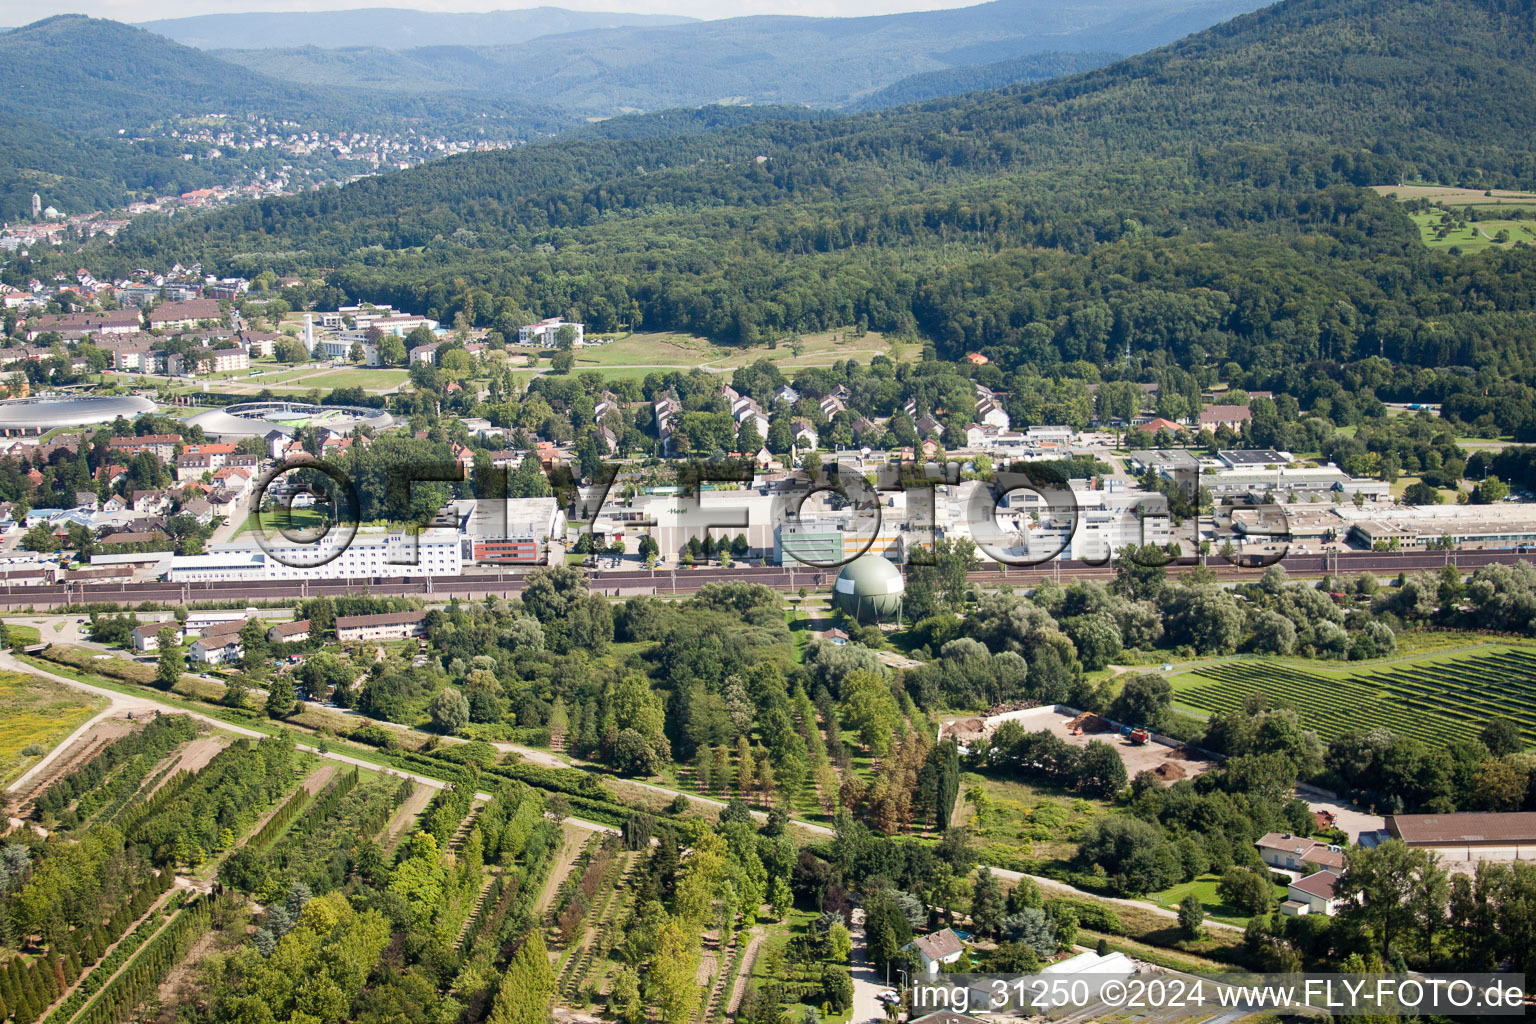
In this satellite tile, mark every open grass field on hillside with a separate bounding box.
[1169,644,1536,750]
[1409,211,1536,253]
[297,368,410,390]
[534,329,912,376]
[0,671,108,785]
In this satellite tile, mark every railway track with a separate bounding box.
[0,549,1523,610]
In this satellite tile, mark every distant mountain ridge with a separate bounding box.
[207,0,1273,112]
[141,6,696,51]
[0,15,570,220]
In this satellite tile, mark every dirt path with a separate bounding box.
[154,925,221,1010]
[379,781,434,853]
[147,735,230,798]
[724,928,766,1014]
[7,706,117,796]
[535,824,590,920]
[6,715,136,810]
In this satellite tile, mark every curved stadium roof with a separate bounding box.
[0,394,157,431]
[186,401,394,439]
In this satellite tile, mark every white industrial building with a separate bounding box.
[459,497,566,563]
[167,528,462,582]
[956,478,1174,562]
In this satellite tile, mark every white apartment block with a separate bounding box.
[519,317,585,347]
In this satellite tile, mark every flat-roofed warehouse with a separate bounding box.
[1384,811,1536,861]
[0,394,156,436]
[1345,504,1536,550]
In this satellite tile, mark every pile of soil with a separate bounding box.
[1153,762,1187,782]
[1067,712,1113,733]
[948,718,988,739]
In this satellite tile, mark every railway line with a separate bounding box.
[0,548,1522,611]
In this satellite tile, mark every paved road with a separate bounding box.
[848,909,891,1024]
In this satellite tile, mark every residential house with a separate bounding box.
[335,610,428,643]
[212,466,253,493]
[905,928,966,977]
[181,498,215,525]
[130,622,183,652]
[267,619,312,644]
[1199,404,1253,431]
[182,443,237,470]
[188,618,246,664]
[147,299,223,330]
[131,490,172,515]
[109,434,182,461]
[790,419,818,449]
[1255,833,1347,873]
[974,392,1010,430]
[1281,869,1343,916]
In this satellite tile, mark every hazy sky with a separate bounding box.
[4,0,981,23]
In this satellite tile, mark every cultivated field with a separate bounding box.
[0,671,108,786]
[1373,183,1536,206]
[1171,645,1536,749]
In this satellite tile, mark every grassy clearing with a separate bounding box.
[301,369,410,389]
[1149,873,1289,927]
[235,506,333,536]
[545,328,912,375]
[1409,211,1536,253]
[953,770,1108,873]
[0,670,108,785]
[1388,473,1462,501]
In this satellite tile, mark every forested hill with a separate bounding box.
[209,0,1268,113]
[121,0,1536,250]
[0,16,564,134]
[142,6,696,51]
[845,51,1121,111]
[67,0,1536,405]
[0,15,571,221]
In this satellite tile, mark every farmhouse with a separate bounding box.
[336,610,428,643]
